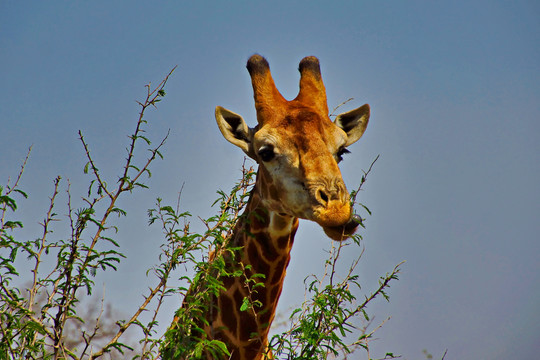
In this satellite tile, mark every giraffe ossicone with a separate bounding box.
[170,54,370,360]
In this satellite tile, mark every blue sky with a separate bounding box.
[1,1,539,359]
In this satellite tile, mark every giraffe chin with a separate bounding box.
[322,214,362,241]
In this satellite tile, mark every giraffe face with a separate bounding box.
[215,55,370,240]
[253,108,351,223]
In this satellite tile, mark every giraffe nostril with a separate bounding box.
[318,189,329,204]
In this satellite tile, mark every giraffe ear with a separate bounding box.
[215,106,256,159]
[334,104,370,146]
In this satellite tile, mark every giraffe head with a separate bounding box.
[216,54,369,240]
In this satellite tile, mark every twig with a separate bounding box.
[90,275,168,359]
[80,292,107,359]
[351,154,380,205]
[80,132,113,199]
[25,176,62,351]
[0,145,31,226]
[120,66,176,195]
[329,98,354,117]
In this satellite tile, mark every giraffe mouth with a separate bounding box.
[321,214,362,241]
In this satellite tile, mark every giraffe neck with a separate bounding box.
[206,178,299,360]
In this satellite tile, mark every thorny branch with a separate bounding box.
[0,68,177,359]
[0,145,31,226]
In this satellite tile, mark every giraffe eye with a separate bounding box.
[258,145,275,162]
[336,147,350,163]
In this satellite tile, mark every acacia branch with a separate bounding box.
[80,132,113,200]
[119,66,176,195]
[71,68,176,308]
[0,146,31,226]
[351,154,380,204]
[90,276,168,359]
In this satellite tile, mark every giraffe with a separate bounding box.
[166,54,370,360]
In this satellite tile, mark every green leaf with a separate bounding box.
[0,195,17,211]
[361,203,372,215]
[194,341,204,357]
[3,221,23,230]
[139,135,151,146]
[209,340,230,356]
[134,182,149,189]
[240,297,250,312]
[110,207,127,217]
[13,189,28,198]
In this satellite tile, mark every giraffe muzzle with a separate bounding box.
[322,213,362,241]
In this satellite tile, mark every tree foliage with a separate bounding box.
[0,70,402,360]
